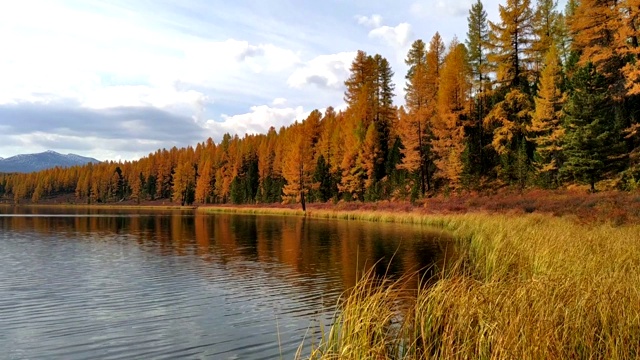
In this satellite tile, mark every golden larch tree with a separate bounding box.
[359,122,381,191]
[488,0,535,88]
[531,0,560,77]
[339,124,365,199]
[340,51,377,199]
[399,35,444,194]
[195,158,213,204]
[172,158,195,205]
[528,45,566,183]
[570,0,622,83]
[433,40,472,190]
[617,1,640,95]
[484,89,533,156]
[426,33,446,108]
[397,106,421,174]
[282,119,316,210]
[401,39,429,188]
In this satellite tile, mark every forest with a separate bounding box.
[1,0,639,206]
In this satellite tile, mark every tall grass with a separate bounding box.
[200,206,305,217]
[299,214,640,359]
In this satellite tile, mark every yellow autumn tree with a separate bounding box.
[485,87,534,187]
[128,166,143,204]
[315,107,338,171]
[570,0,622,82]
[531,0,560,77]
[433,39,471,190]
[399,35,444,195]
[172,159,195,205]
[195,158,213,204]
[339,51,376,199]
[214,134,233,203]
[398,48,428,186]
[359,122,381,192]
[397,106,421,173]
[528,45,565,185]
[339,124,365,200]
[485,89,533,155]
[282,118,316,210]
[617,1,640,95]
[488,0,535,88]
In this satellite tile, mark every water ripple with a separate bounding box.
[0,210,445,359]
[0,233,332,359]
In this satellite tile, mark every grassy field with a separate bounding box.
[284,213,640,359]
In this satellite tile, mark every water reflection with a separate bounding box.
[0,206,453,359]
[1,207,453,285]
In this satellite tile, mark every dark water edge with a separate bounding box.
[0,207,452,359]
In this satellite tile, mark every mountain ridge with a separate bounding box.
[0,150,100,173]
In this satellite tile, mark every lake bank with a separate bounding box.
[0,203,196,211]
[198,202,640,358]
[4,189,640,225]
[299,212,640,359]
[198,188,640,226]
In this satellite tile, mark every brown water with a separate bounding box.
[0,206,452,359]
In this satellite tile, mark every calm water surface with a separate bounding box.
[0,206,451,359]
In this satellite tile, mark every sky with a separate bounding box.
[0,0,566,161]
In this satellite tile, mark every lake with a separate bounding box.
[0,206,451,359]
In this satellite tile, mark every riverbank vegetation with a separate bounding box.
[200,188,640,225]
[2,0,640,207]
[298,214,640,359]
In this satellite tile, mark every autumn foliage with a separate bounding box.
[2,0,640,207]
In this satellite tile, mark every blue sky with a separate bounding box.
[0,0,565,161]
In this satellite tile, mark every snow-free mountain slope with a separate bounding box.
[0,150,100,173]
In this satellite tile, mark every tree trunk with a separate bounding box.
[479,94,485,174]
[300,190,306,212]
[426,164,432,193]
[418,120,426,195]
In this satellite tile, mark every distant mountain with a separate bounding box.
[0,150,100,173]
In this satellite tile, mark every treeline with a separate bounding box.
[2,0,640,206]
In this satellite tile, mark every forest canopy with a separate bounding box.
[2,0,640,205]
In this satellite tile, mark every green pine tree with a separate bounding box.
[561,63,621,191]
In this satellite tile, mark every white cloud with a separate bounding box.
[272,97,287,106]
[175,39,301,88]
[369,23,413,48]
[206,105,306,136]
[411,1,472,17]
[355,14,413,49]
[81,86,207,110]
[287,52,356,90]
[356,14,383,28]
[0,2,300,110]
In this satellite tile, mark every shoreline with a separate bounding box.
[3,188,639,225]
[197,205,468,226]
[1,203,196,211]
